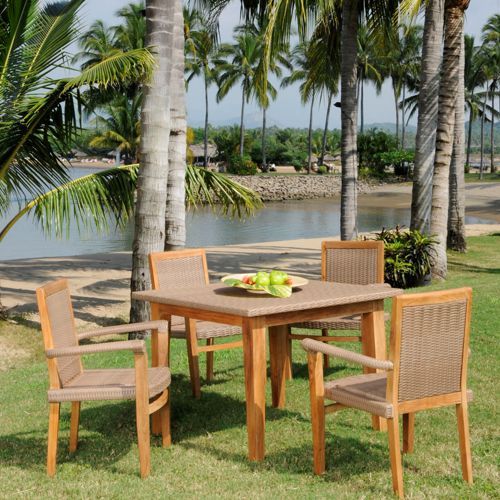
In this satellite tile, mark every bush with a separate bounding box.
[374,226,436,289]
[376,150,415,177]
[358,129,397,171]
[317,165,328,175]
[227,155,258,175]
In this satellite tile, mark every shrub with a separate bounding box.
[317,165,328,175]
[374,226,436,289]
[227,155,258,175]
[376,150,415,177]
[357,129,397,170]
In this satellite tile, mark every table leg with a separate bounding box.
[269,324,289,409]
[361,302,387,432]
[242,317,267,461]
[151,302,169,434]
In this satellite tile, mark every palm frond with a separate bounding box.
[185,166,263,219]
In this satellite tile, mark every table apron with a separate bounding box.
[147,299,384,329]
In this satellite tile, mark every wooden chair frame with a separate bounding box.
[37,279,171,478]
[149,249,243,398]
[289,240,385,372]
[305,288,473,497]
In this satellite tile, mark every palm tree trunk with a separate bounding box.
[307,93,315,174]
[411,0,445,233]
[393,81,400,148]
[340,0,359,241]
[490,83,496,173]
[320,93,332,166]
[401,84,406,149]
[480,82,486,179]
[465,102,473,168]
[130,0,174,324]
[165,0,186,251]
[360,71,364,134]
[204,72,209,168]
[262,106,267,168]
[447,33,466,252]
[430,1,467,280]
[240,83,246,157]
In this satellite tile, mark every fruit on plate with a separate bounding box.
[269,270,288,285]
[254,271,271,287]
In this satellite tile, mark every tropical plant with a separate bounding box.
[216,29,262,157]
[357,128,398,171]
[0,0,154,213]
[89,93,142,163]
[184,6,219,167]
[281,42,319,174]
[375,227,436,289]
[227,155,258,175]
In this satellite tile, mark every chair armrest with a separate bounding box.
[78,320,168,341]
[301,338,393,371]
[46,340,146,358]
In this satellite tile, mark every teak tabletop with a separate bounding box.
[133,280,403,461]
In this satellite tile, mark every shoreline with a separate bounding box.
[1,223,499,328]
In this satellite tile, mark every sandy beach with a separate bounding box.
[1,181,499,329]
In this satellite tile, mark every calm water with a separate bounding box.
[0,168,494,261]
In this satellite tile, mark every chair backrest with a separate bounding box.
[388,288,472,406]
[149,248,209,290]
[36,279,82,389]
[321,240,384,285]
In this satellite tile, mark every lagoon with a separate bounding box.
[0,169,495,261]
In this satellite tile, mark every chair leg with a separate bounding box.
[403,412,415,454]
[322,329,329,369]
[456,402,473,483]
[308,351,325,475]
[135,354,151,479]
[206,338,214,382]
[69,401,81,453]
[47,402,60,477]
[185,319,201,398]
[286,327,293,380]
[387,415,404,498]
[160,392,171,448]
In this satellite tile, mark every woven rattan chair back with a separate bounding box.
[36,279,82,387]
[321,241,384,285]
[389,288,472,404]
[149,248,209,290]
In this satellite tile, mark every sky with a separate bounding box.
[77,0,500,129]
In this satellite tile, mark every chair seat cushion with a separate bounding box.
[170,316,241,340]
[324,373,473,419]
[48,367,171,403]
[292,312,390,331]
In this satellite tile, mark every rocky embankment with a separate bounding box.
[228,174,375,201]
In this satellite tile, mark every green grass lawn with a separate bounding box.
[0,235,499,498]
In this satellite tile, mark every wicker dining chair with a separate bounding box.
[36,279,171,479]
[289,240,386,372]
[302,288,473,498]
[149,249,242,398]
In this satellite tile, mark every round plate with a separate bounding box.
[221,273,308,293]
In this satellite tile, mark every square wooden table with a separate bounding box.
[133,280,402,461]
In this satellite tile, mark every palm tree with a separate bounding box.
[380,22,423,148]
[90,93,142,164]
[0,0,154,207]
[430,0,470,279]
[410,0,445,234]
[281,42,319,174]
[357,23,382,135]
[216,30,261,157]
[165,0,187,250]
[447,34,466,252]
[184,7,219,167]
[130,0,174,324]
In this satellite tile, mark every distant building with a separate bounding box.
[189,143,217,165]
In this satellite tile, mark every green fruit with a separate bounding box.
[254,271,270,287]
[269,270,288,285]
